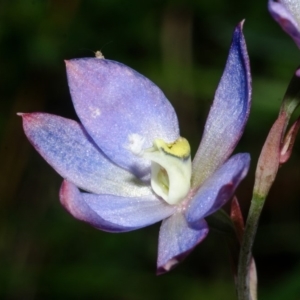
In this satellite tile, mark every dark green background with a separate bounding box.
[1,0,300,299]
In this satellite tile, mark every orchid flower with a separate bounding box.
[268,0,300,48]
[20,22,251,273]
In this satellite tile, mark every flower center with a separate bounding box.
[142,137,192,205]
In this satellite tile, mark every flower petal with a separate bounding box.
[66,58,179,180]
[186,153,250,227]
[60,180,130,232]
[269,0,300,48]
[60,180,175,232]
[157,213,209,274]
[20,113,152,197]
[192,22,251,187]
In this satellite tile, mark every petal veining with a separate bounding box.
[21,113,152,197]
[192,22,251,188]
[186,153,250,227]
[157,213,209,274]
[61,181,176,231]
[66,58,179,180]
[82,188,175,230]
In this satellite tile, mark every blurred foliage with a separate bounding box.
[0,0,300,299]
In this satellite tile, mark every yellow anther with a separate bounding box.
[154,137,190,159]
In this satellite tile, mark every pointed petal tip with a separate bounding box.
[238,19,245,30]
[18,112,40,124]
[64,59,78,71]
[231,20,252,119]
[157,215,209,274]
[20,113,61,129]
[156,225,209,275]
[233,20,246,37]
[191,24,251,186]
[64,58,94,72]
[233,20,247,48]
[156,258,179,275]
[17,112,33,119]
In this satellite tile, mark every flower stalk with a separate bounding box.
[237,69,300,300]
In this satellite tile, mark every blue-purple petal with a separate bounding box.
[61,180,174,232]
[20,113,152,197]
[157,213,209,274]
[66,58,179,180]
[60,180,140,232]
[192,22,251,188]
[186,153,250,228]
[269,0,300,48]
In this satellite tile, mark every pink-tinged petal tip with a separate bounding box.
[21,112,151,196]
[157,214,209,274]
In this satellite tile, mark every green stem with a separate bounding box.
[236,113,286,299]
[237,193,265,300]
[236,66,300,300]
